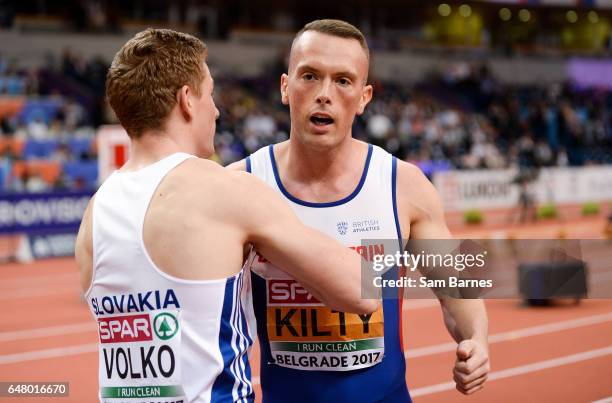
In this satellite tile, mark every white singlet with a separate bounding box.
[85,153,255,403]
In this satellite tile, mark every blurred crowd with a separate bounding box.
[212,62,612,178]
[362,64,612,175]
[0,51,99,193]
[0,52,611,193]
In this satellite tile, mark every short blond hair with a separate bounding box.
[106,28,207,138]
[293,19,369,61]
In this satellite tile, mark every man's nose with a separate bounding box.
[316,79,332,105]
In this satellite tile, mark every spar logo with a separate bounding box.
[268,280,321,305]
[98,313,179,343]
[153,313,179,340]
[99,314,153,344]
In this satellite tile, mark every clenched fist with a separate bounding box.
[453,339,490,395]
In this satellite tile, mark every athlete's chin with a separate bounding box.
[306,123,336,137]
[302,132,343,149]
[308,122,334,135]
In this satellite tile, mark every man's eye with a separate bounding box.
[303,73,315,80]
[338,78,350,86]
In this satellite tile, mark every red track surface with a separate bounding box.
[1,217,611,402]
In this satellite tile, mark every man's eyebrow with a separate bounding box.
[333,70,358,80]
[296,65,360,80]
[295,64,322,74]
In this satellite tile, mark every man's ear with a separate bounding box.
[176,85,193,120]
[280,74,289,105]
[357,84,373,116]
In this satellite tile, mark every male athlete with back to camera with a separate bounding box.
[75,28,377,403]
[229,20,490,402]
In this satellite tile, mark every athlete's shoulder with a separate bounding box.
[178,156,279,203]
[174,157,255,191]
[395,159,428,184]
[225,141,288,172]
[154,158,270,229]
[75,195,95,292]
[395,159,445,219]
[173,157,224,184]
[226,159,246,171]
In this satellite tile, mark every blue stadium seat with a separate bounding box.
[0,76,23,94]
[18,99,63,125]
[62,161,98,187]
[6,77,25,95]
[67,138,93,156]
[22,140,60,159]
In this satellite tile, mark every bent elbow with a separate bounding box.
[335,297,379,315]
[356,299,379,315]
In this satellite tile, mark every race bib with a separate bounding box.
[91,290,186,403]
[266,278,384,371]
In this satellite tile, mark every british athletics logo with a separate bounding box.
[337,221,348,235]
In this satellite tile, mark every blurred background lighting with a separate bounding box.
[499,8,512,22]
[438,4,452,17]
[459,4,472,18]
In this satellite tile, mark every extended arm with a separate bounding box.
[227,170,377,315]
[397,161,489,395]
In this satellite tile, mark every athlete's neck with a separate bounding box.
[273,137,369,202]
[121,131,192,172]
[283,137,366,182]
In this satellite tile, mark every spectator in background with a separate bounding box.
[50,143,71,163]
[25,170,49,193]
[0,116,13,136]
[243,108,276,140]
[1,45,611,193]
[63,98,86,130]
[535,139,553,166]
[27,116,49,140]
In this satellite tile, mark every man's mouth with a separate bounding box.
[310,114,334,126]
